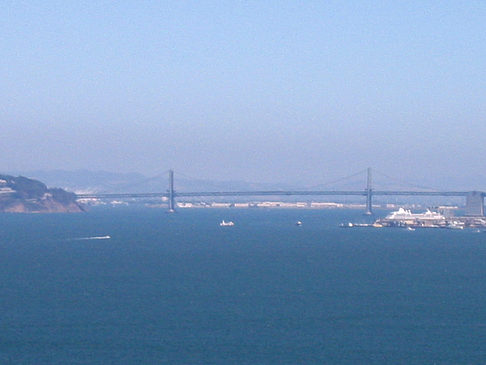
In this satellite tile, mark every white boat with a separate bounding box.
[219,220,235,227]
[377,208,446,228]
[339,222,354,228]
[386,208,445,221]
[296,221,302,226]
[446,221,464,230]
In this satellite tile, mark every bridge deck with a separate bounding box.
[76,190,475,199]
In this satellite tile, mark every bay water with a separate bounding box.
[1,208,486,364]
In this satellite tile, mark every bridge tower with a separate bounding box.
[465,191,484,216]
[168,169,175,213]
[365,167,373,215]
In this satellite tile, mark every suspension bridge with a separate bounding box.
[75,168,486,216]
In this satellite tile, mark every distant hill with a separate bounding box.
[12,170,146,194]
[0,175,84,213]
[11,170,303,194]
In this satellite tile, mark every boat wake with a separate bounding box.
[70,235,111,241]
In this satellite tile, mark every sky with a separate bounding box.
[2,1,486,188]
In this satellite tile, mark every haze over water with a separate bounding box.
[2,2,486,188]
[1,208,486,364]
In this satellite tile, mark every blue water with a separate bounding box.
[1,208,486,364]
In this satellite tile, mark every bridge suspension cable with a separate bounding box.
[106,169,171,192]
[172,170,203,182]
[75,167,484,216]
[309,169,368,189]
[373,169,439,192]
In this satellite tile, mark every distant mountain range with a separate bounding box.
[11,170,147,194]
[5,169,486,195]
[7,170,306,194]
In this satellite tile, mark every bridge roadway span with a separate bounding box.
[76,190,477,199]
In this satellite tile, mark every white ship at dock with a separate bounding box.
[374,208,486,229]
[377,208,448,228]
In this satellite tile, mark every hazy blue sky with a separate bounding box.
[2,1,485,187]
